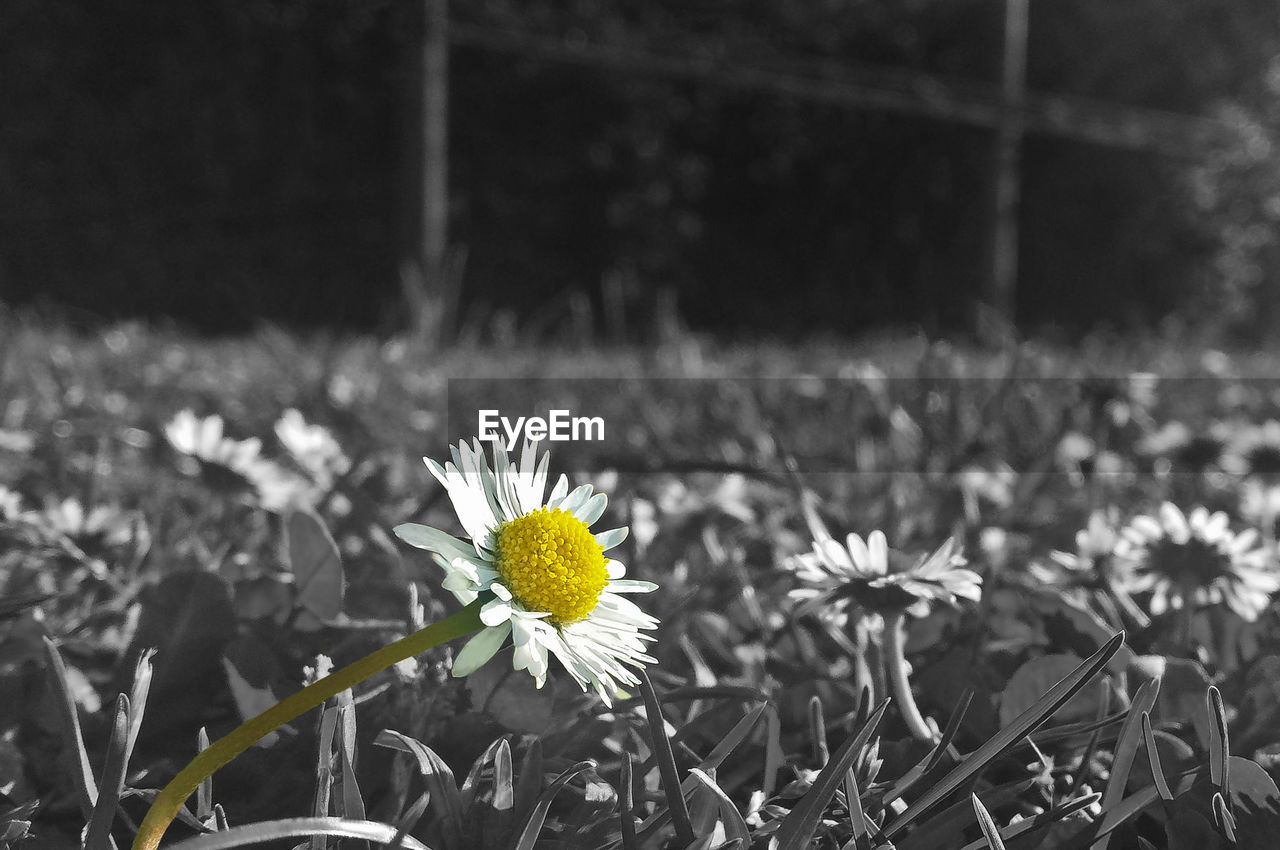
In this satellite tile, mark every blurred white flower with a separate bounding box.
[274,409,351,489]
[1115,502,1279,621]
[164,409,311,512]
[164,410,263,478]
[1222,419,1280,477]
[789,514,981,620]
[0,486,20,520]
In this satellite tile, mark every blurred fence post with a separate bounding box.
[403,0,454,346]
[984,0,1028,337]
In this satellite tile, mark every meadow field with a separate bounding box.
[4,317,1280,849]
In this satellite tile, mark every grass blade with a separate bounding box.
[126,649,156,766]
[688,768,750,846]
[639,669,695,846]
[385,790,430,850]
[1207,685,1229,797]
[882,630,1125,841]
[1092,675,1159,849]
[971,794,1006,850]
[957,792,1102,850]
[774,698,889,850]
[1141,712,1173,801]
[164,818,433,850]
[85,693,129,850]
[374,730,463,847]
[1069,679,1111,801]
[845,768,868,845]
[42,636,98,821]
[510,760,595,850]
[336,690,367,827]
[512,737,543,824]
[619,755,637,850]
[197,728,214,823]
[809,695,829,766]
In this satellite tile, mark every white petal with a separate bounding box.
[605,579,659,594]
[451,623,511,677]
[867,530,889,576]
[480,598,514,627]
[1160,503,1190,544]
[574,493,609,526]
[595,527,629,550]
[558,484,594,515]
[546,474,570,507]
[393,523,481,564]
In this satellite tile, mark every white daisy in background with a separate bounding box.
[0,486,20,520]
[164,410,266,482]
[275,408,351,489]
[1035,509,1149,628]
[789,526,982,621]
[164,409,311,512]
[1222,419,1280,478]
[1114,502,1279,622]
[786,503,981,741]
[394,439,658,705]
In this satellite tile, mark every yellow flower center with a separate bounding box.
[495,506,609,625]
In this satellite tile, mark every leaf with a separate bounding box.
[286,508,345,624]
[999,655,1101,727]
[162,817,433,850]
[126,571,236,723]
[1165,810,1227,850]
[220,655,284,748]
[1032,592,1134,675]
[464,656,558,735]
[1224,756,1280,847]
[883,631,1125,841]
[1152,657,1213,747]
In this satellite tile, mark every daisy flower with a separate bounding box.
[1137,421,1227,474]
[1114,502,1279,622]
[394,439,658,706]
[164,409,311,512]
[787,503,980,740]
[275,408,351,489]
[790,527,981,621]
[1036,509,1149,629]
[0,486,20,521]
[164,409,264,479]
[1222,420,1280,478]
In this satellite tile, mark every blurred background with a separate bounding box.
[4,0,1280,341]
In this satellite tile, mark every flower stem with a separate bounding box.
[132,600,485,850]
[882,609,936,743]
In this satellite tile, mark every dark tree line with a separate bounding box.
[2,0,1277,337]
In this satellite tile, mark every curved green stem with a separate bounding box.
[882,609,936,743]
[132,600,485,850]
